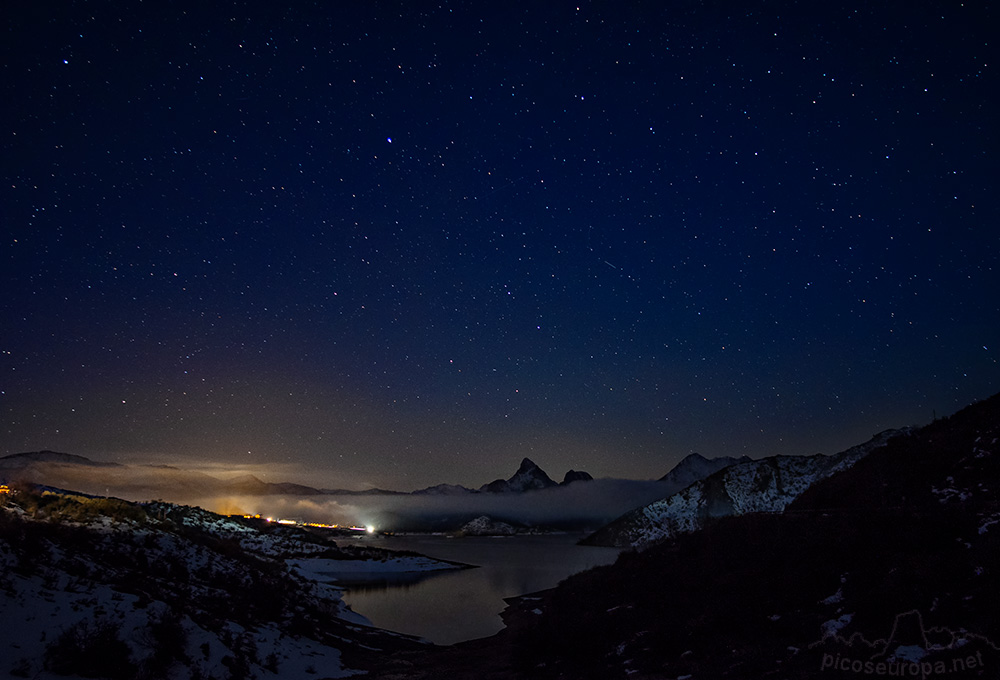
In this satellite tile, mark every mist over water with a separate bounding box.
[192,478,676,530]
[2,455,679,530]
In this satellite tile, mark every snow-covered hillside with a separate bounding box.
[458,515,518,536]
[584,429,908,549]
[657,452,751,489]
[0,487,460,679]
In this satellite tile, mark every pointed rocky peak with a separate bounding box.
[480,457,557,493]
[516,458,540,473]
[507,458,556,492]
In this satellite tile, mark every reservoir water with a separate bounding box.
[338,533,621,645]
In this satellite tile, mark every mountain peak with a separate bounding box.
[517,458,540,473]
[587,430,909,550]
[480,458,557,493]
[657,452,750,490]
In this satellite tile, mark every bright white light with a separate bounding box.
[366,525,376,534]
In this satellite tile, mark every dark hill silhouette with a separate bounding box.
[561,470,593,485]
[0,450,121,468]
[791,391,1000,515]
[221,473,325,496]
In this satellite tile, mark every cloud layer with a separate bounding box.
[197,479,678,531]
[1,455,678,531]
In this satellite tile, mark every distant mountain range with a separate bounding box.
[0,452,594,499]
[2,443,908,539]
[0,450,120,468]
[0,450,746,534]
[0,451,332,499]
[475,457,594,493]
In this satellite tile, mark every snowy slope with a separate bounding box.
[584,429,908,549]
[458,515,518,536]
[660,453,750,490]
[0,488,459,679]
[657,452,752,490]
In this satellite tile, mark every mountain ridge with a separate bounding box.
[0,450,122,468]
[657,451,752,488]
[583,428,908,548]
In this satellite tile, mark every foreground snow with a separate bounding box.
[0,490,460,679]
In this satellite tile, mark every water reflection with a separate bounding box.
[324,565,473,592]
[339,533,620,645]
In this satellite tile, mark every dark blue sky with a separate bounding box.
[2,1,997,490]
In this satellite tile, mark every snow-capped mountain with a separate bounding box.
[479,457,560,493]
[657,452,752,489]
[584,428,907,549]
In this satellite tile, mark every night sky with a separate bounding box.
[2,1,997,491]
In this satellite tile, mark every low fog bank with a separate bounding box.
[0,460,221,501]
[191,479,676,532]
[1,454,680,531]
